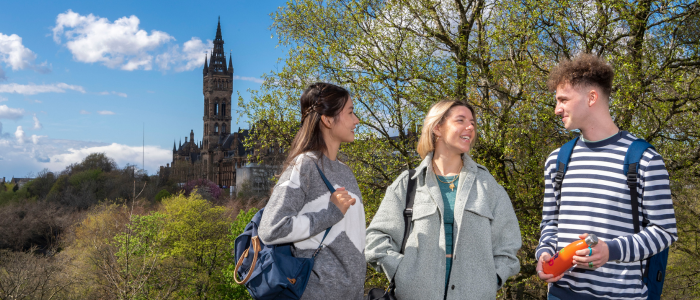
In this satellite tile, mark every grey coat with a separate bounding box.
[365,152,521,300]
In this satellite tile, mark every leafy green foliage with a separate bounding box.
[66,193,244,299]
[67,152,117,174]
[158,193,233,299]
[154,189,171,202]
[0,183,31,206]
[68,169,103,187]
[25,169,57,200]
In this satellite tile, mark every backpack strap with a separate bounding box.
[623,139,655,277]
[312,162,336,258]
[623,139,655,234]
[387,169,417,293]
[554,137,579,192]
[400,169,417,253]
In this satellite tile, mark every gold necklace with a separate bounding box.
[432,160,463,191]
[436,174,459,191]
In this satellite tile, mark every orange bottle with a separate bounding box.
[542,234,599,277]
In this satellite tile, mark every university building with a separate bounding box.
[160,19,278,195]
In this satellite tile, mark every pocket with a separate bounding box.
[412,203,438,220]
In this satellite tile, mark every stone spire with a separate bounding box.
[228,52,234,75]
[203,53,208,76]
[209,18,227,74]
[173,140,176,152]
[215,16,223,41]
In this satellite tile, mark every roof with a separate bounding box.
[10,178,32,185]
[218,130,251,157]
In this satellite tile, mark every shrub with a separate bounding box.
[0,202,72,251]
[182,179,222,201]
[0,248,73,299]
[154,189,171,202]
[26,169,56,199]
[0,184,31,206]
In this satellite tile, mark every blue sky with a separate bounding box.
[0,0,288,178]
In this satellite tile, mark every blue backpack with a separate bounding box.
[555,136,668,300]
[233,162,334,300]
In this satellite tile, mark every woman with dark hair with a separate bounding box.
[365,100,521,299]
[258,82,365,300]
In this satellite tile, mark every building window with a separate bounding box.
[215,124,219,133]
[215,103,219,115]
[222,103,226,116]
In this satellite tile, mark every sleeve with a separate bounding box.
[606,151,678,262]
[364,171,409,280]
[535,153,559,259]
[491,185,522,287]
[258,155,344,245]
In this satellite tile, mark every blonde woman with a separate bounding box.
[365,100,521,299]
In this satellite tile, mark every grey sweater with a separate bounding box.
[258,152,366,300]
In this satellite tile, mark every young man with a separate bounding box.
[535,54,677,299]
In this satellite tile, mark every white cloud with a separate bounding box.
[52,10,173,71]
[233,75,264,84]
[14,125,24,144]
[0,33,32,69]
[97,110,115,115]
[0,135,171,176]
[156,37,210,72]
[0,104,24,120]
[49,143,171,172]
[79,110,90,114]
[0,33,51,77]
[31,134,46,144]
[0,96,7,102]
[0,82,86,95]
[32,113,42,129]
[99,90,127,97]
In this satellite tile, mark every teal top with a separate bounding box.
[436,174,458,287]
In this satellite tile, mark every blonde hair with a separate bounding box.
[417,100,476,159]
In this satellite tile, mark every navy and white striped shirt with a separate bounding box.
[536,131,677,300]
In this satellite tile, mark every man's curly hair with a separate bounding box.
[547,53,614,98]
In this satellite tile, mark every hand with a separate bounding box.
[537,252,565,283]
[572,233,609,270]
[330,187,356,215]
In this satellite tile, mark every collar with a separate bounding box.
[413,152,477,180]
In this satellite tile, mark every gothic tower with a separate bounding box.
[202,17,233,151]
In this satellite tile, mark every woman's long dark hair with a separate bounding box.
[282,82,350,172]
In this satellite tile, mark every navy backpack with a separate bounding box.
[555,136,668,300]
[233,162,335,300]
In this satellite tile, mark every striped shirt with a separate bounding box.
[536,131,678,300]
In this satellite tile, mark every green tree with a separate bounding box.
[159,192,233,299]
[67,152,118,174]
[240,0,700,298]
